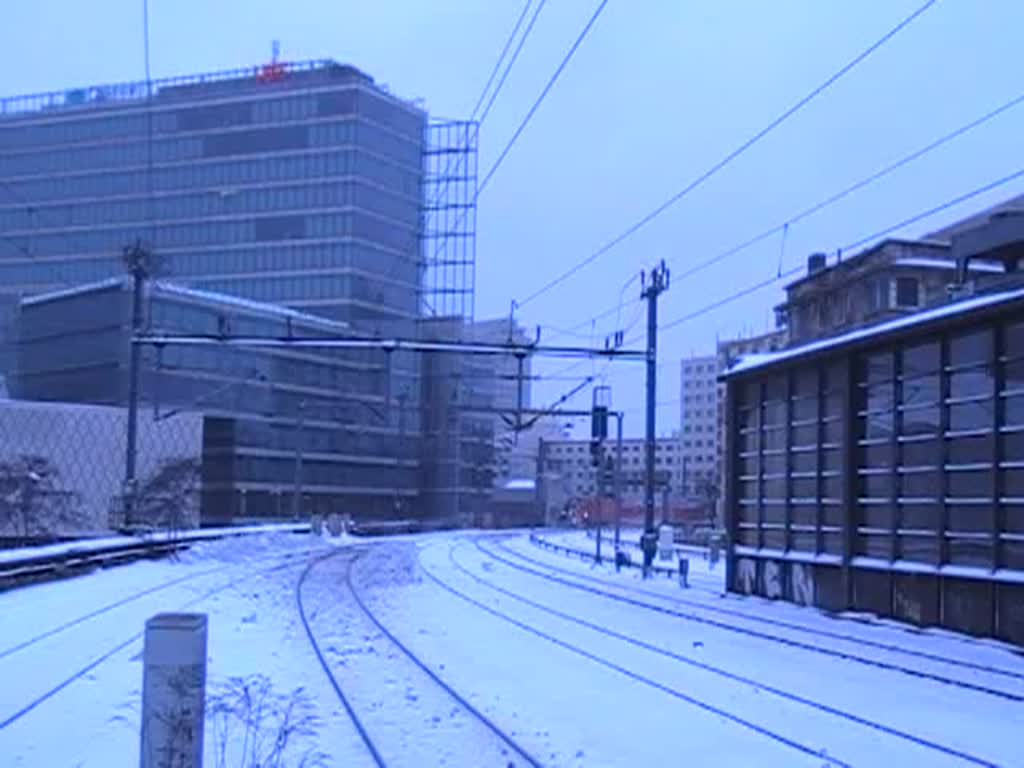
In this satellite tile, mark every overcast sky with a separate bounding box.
[4,0,1024,436]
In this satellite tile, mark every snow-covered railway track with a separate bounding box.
[492,538,1024,701]
[530,536,1024,671]
[298,548,542,768]
[0,563,235,662]
[450,540,1005,768]
[419,544,857,768]
[0,554,310,732]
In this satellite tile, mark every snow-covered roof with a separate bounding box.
[893,256,1004,273]
[21,277,349,334]
[151,282,350,333]
[726,285,1024,378]
[21,276,126,306]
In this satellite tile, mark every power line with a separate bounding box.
[477,0,610,197]
[477,0,548,126]
[427,0,543,211]
[515,0,938,308]
[555,86,1024,336]
[654,165,1024,337]
[418,0,548,310]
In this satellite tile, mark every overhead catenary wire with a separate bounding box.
[427,0,544,211]
[515,0,939,309]
[476,0,548,126]
[555,86,1024,336]
[577,165,1024,406]
[477,0,611,198]
[654,164,1024,338]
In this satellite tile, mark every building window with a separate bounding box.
[896,277,920,308]
[868,278,889,312]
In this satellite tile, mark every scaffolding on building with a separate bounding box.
[421,120,478,322]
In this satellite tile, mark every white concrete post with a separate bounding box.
[139,613,208,768]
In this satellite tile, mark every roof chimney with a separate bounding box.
[807,252,827,276]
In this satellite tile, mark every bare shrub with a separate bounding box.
[0,455,83,543]
[134,457,202,539]
[206,675,327,768]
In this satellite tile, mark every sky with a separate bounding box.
[3,0,1024,436]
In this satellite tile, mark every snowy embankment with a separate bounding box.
[0,522,312,565]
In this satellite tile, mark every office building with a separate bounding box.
[542,436,681,504]
[0,58,491,526]
[679,354,718,496]
[0,59,425,334]
[15,278,415,523]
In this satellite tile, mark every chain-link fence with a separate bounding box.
[0,399,202,542]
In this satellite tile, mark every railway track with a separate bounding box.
[417,543,855,768]
[522,536,1024,677]
[297,547,542,768]
[0,562,232,661]
[490,538,1024,701]
[0,552,311,732]
[450,540,1005,768]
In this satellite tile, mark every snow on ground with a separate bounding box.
[2,529,1023,767]
[303,547,536,767]
[530,528,1024,661]
[460,536,1024,766]
[0,530,370,767]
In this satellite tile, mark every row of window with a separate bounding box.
[684,408,716,419]
[0,146,422,207]
[0,83,424,147]
[213,454,420,490]
[733,321,1024,570]
[682,377,714,388]
[0,240,420,291]
[682,361,715,375]
[682,392,716,404]
[2,209,418,263]
[684,423,716,436]
[0,177,419,233]
[0,115,423,176]
[185,274,416,310]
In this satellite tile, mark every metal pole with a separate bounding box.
[614,410,623,552]
[641,263,669,575]
[453,384,462,524]
[124,243,147,527]
[292,400,305,519]
[595,444,604,564]
[515,354,525,437]
[395,389,407,516]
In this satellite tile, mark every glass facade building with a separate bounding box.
[0,60,424,336]
[1,60,499,527]
[16,278,418,522]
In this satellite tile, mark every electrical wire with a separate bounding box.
[515,0,939,308]
[654,165,1024,337]
[477,0,610,197]
[477,0,548,126]
[427,0,543,213]
[553,86,1024,336]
